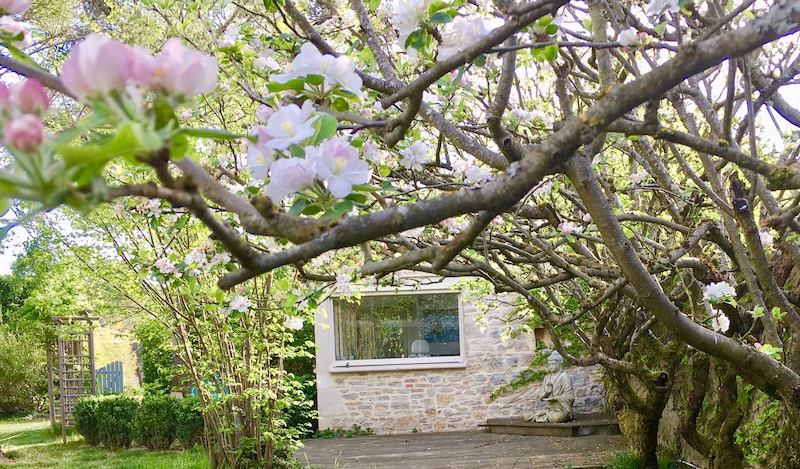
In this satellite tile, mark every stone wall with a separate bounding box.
[315,289,606,434]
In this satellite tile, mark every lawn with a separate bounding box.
[0,418,209,468]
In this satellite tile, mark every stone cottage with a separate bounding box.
[314,274,605,434]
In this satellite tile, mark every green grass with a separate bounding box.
[0,418,209,469]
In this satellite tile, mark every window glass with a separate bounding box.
[333,293,460,361]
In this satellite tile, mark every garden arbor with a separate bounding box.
[48,316,97,444]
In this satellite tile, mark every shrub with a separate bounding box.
[135,394,179,450]
[96,395,139,449]
[73,396,102,446]
[176,397,204,449]
[0,326,46,415]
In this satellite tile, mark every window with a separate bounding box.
[330,291,463,368]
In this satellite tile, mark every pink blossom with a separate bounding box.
[179,109,192,119]
[61,34,132,100]
[4,114,44,152]
[265,157,316,200]
[256,104,274,123]
[150,38,218,98]
[11,79,49,116]
[559,222,577,236]
[0,0,30,15]
[154,258,179,276]
[306,138,371,198]
[759,230,773,248]
[0,17,31,48]
[0,83,11,116]
[127,45,156,87]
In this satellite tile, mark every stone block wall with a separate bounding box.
[315,292,606,434]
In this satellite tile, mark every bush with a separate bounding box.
[133,320,176,394]
[74,396,102,446]
[135,395,179,450]
[96,395,139,449]
[0,326,47,415]
[176,397,204,449]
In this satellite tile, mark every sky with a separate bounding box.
[0,226,27,274]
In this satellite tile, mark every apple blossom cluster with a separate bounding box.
[247,102,372,201]
[271,42,364,98]
[702,281,736,303]
[399,141,432,171]
[559,221,579,236]
[61,34,218,107]
[0,78,49,154]
[0,0,31,49]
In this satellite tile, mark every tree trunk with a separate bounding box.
[617,407,661,468]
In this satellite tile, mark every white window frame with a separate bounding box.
[323,288,467,373]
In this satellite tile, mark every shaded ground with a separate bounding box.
[297,430,626,468]
[0,418,207,469]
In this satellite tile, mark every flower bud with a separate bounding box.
[150,38,218,99]
[0,0,30,15]
[11,79,49,116]
[0,17,31,48]
[61,34,132,101]
[5,114,44,152]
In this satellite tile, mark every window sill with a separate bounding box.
[329,361,467,373]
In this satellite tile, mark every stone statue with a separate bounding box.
[525,351,574,423]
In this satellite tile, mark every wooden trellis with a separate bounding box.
[48,316,97,444]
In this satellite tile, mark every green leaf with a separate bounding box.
[323,199,353,218]
[181,127,243,140]
[289,144,306,158]
[301,204,323,215]
[378,165,391,177]
[331,97,350,112]
[582,19,592,31]
[0,197,8,216]
[430,11,452,24]
[405,29,427,51]
[313,113,339,143]
[305,74,325,86]
[543,44,558,62]
[346,193,368,204]
[474,54,487,67]
[288,198,308,216]
[427,0,448,15]
[57,122,152,170]
[170,132,189,160]
[153,95,178,130]
[267,78,305,93]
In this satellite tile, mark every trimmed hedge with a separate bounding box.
[73,396,102,446]
[96,395,139,449]
[136,395,179,450]
[75,394,203,451]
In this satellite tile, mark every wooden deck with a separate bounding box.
[297,430,626,468]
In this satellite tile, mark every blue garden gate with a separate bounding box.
[96,361,124,394]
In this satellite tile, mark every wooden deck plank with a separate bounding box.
[297,430,626,468]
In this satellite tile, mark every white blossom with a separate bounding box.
[702,281,736,303]
[438,16,488,61]
[390,0,427,48]
[210,252,231,267]
[630,169,649,185]
[335,273,353,294]
[399,141,431,171]
[646,0,679,17]
[710,309,730,333]
[618,27,639,46]
[284,315,304,331]
[228,295,252,313]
